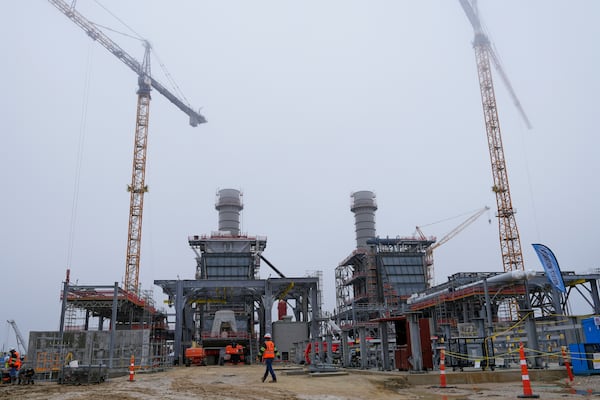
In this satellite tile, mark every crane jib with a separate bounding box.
[48,0,206,127]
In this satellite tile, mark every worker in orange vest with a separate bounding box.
[226,342,244,365]
[258,333,279,383]
[8,349,21,384]
[234,342,244,364]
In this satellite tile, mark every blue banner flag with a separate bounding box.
[532,243,566,293]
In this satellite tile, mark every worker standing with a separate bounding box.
[235,342,244,364]
[8,349,21,384]
[258,333,279,383]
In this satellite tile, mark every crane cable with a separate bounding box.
[66,44,93,270]
[519,121,541,242]
[92,0,192,107]
[92,0,143,40]
[418,206,491,229]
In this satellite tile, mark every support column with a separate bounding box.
[523,279,542,369]
[380,321,390,370]
[341,330,350,367]
[483,279,495,368]
[408,313,423,371]
[108,282,119,369]
[326,333,333,364]
[551,286,564,316]
[174,280,184,366]
[590,280,600,315]
[84,309,90,331]
[359,326,367,369]
[310,284,320,364]
[59,279,69,335]
[263,282,274,334]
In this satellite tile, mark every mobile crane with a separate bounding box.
[416,206,490,287]
[48,0,206,296]
[6,320,27,355]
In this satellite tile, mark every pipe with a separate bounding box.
[407,270,535,305]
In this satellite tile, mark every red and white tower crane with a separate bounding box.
[48,0,206,296]
[458,0,528,276]
[459,0,532,320]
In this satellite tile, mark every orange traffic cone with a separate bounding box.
[439,348,448,388]
[561,346,574,382]
[129,354,135,382]
[437,347,455,388]
[517,343,539,398]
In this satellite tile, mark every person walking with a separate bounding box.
[258,333,279,383]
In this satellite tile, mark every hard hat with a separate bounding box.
[264,333,271,339]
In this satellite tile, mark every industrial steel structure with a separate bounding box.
[21,1,599,383]
[24,274,170,381]
[23,188,600,378]
[332,191,600,372]
[155,189,322,365]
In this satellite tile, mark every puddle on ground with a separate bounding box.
[566,387,600,396]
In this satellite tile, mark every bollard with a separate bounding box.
[129,354,135,382]
[561,346,574,382]
[517,343,539,398]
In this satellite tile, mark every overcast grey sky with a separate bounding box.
[2,1,599,349]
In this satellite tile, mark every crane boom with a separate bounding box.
[7,320,28,354]
[458,0,526,319]
[417,206,490,287]
[430,206,490,251]
[458,0,531,129]
[47,0,206,127]
[48,0,206,295]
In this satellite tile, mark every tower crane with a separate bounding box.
[458,0,527,277]
[416,206,490,287]
[48,0,206,296]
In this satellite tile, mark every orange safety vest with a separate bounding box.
[8,353,20,370]
[262,340,276,359]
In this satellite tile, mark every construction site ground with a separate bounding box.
[0,364,598,400]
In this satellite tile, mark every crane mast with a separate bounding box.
[472,37,525,274]
[125,43,152,295]
[48,0,206,296]
[458,0,526,276]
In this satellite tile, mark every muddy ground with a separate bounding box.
[0,364,598,400]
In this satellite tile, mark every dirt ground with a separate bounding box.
[0,364,599,400]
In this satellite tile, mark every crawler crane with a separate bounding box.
[48,1,206,296]
[417,206,490,287]
[6,320,28,355]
